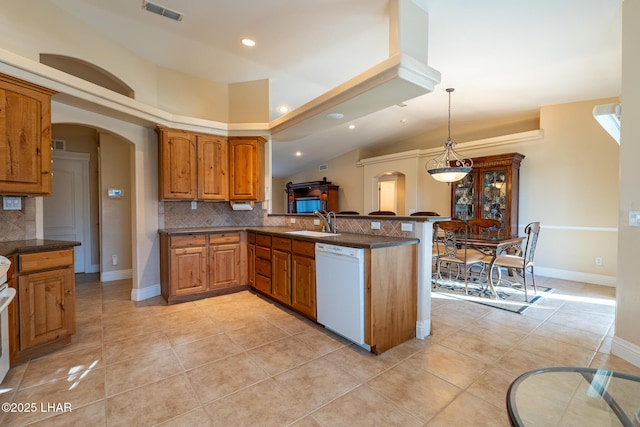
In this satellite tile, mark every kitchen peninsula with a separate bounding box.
[159,226,418,354]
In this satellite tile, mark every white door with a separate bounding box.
[43,153,90,273]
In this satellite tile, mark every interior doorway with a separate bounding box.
[376,171,406,215]
[43,152,93,273]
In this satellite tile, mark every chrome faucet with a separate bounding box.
[313,210,338,233]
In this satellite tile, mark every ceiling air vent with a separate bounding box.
[319,164,329,171]
[51,139,66,151]
[142,1,183,22]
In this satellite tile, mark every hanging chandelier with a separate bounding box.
[425,88,473,183]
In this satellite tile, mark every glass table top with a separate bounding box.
[507,366,640,427]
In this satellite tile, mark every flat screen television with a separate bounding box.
[295,198,321,213]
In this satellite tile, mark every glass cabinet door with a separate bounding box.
[481,170,507,231]
[453,172,475,221]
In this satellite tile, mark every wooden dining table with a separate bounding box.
[456,232,526,296]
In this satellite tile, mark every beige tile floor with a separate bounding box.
[0,274,637,426]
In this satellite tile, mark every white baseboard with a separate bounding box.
[416,320,431,340]
[100,269,132,282]
[535,266,616,287]
[131,283,161,302]
[611,336,640,368]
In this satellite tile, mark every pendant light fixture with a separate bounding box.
[425,88,473,183]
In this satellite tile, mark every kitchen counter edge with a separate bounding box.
[158,226,419,249]
[0,239,81,257]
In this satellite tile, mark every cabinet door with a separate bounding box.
[451,171,476,221]
[210,243,241,290]
[291,255,316,320]
[479,169,509,232]
[0,77,53,195]
[271,249,291,304]
[247,243,255,287]
[198,135,229,200]
[170,246,208,296]
[229,137,265,201]
[18,267,74,350]
[159,129,197,200]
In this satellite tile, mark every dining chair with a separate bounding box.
[433,220,484,294]
[368,210,396,216]
[337,211,360,215]
[411,211,440,216]
[468,218,501,233]
[467,218,502,276]
[489,222,540,300]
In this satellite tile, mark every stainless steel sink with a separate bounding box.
[285,230,341,237]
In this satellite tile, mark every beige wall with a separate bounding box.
[288,98,619,285]
[284,149,365,214]
[99,133,133,276]
[229,79,270,123]
[0,2,230,121]
[614,0,640,365]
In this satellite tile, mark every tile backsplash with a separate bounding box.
[0,197,37,241]
[159,201,268,229]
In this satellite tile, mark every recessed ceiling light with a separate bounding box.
[295,151,302,157]
[348,124,356,130]
[400,119,407,124]
[278,105,290,114]
[326,112,344,120]
[241,38,256,47]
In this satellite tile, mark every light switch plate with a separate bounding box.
[371,222,381,230]
[630,211,640,226]
[401,223,413,232]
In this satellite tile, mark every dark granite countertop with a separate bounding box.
[0,239,81,257]
[159,226,419,249]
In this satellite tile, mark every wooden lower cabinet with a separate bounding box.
[18,268,74,350]
[10,248,76,364]
[171,246,208,296]
[250,234,317,320]
[291,249,316,320]
[271,237,291,305]
[160,231,246,303]
[209,233,242,289]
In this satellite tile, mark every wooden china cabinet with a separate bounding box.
[451,152,525,235]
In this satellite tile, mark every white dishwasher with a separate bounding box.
[315,243,369,350]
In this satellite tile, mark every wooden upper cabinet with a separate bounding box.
[229,136,266,201]
[198,134,228,200]
[157,127,229,201]
[158,128,197,200]
[0,73,56,196]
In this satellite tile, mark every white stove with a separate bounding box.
[0,256,15,382]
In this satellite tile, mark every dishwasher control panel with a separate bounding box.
[315,243,363,259]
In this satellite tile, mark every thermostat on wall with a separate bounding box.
[107,188,124,198]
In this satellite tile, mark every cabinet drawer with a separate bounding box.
[254,274,271,294]
[255,246,271,260]
[255,258,271,277]
[247,232,256,244]
[255,234,271,247]
[209,232,240,244]
[292,240,315,257]
[19,249,73,273]
[272,237,291,252]
[170,234,207,248]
